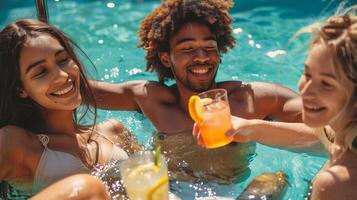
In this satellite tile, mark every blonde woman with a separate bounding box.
[226,13,357,199]
[194,10,357,200]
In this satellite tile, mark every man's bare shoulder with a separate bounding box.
[137,81,177,103]
[218,81,287,91]
[246,81,297,96]
[218,81,295,97]
[91,79,176,105]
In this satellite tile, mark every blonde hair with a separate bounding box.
[344,124,357,153]
[313,10,357,152]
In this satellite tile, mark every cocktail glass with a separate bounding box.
[120,151,169,200]
[189,89,233,148]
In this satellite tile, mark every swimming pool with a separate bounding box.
[0,0,354,199]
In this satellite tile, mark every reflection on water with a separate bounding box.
[236,171,288,200]
[0,183,31,200]
[155,131,256,184]
[92,160,127,200]
[92,131,257,200]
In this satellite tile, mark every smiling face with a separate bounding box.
[298,42,354,129]
[19,34,82,111]
[159,22,220,92]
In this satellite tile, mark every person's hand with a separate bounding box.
[192,122,205,147]
[226,116,254,143]
[193,116,254,147]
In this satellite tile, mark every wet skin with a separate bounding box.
[298,42,353,131]
[0,34,140,192]
[93,22,302,134]
[91,21,302,182]
[299,42,357,200]
[19,34,82,111]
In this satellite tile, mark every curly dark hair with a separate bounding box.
[138,0,236,83]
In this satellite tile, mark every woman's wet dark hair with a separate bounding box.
[0,19,97,133]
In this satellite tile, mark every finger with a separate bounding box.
[192,123,199,137]
[197,132,206,147]
[232,134,250,143]
[226,128,237,137]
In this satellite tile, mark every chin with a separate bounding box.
[302,116,325,128]
[192,83,213,93]
[65,97,82,110]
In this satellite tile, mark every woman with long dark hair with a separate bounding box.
[0,19,141,198]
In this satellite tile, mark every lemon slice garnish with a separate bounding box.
[147,175,169,200]
[127,163,160,179]
[188,95,213,122]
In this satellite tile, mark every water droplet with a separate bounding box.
[233,27,243,34]
[107,2,115,8]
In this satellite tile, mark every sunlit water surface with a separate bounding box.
[1,0,354,199]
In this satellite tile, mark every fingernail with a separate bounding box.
[226,130,234,136]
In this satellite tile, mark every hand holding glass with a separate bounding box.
[189,89,233,148]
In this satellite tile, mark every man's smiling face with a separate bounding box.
[160,22,220,92]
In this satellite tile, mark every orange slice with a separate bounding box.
[188,95,213,122]
[146,175,169,200]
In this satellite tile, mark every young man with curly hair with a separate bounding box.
[91,0,316,182]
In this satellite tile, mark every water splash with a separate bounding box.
[92,160,128,200]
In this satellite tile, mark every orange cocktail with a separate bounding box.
[189,89,233,148]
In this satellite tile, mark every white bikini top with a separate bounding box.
[31,133,129,193]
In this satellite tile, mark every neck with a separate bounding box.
[45,110,77,136]
[175,82,218,115]
[328,120,352,160]
[330,119,350,146]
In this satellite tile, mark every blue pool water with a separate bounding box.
[1,0,355,199]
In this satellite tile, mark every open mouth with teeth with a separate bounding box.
[303,105,326,113]
[188,66,213,77]
[51,81,76,97]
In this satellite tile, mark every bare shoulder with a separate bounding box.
[219,81,297,98]
[139,81,176,102]
[96,119,142,153]
[312,166,357,200]
[0,125,34,149]
[247,82,298,97]
[0,126,38,176]
[98,119,126,134]
[0,126,40,156]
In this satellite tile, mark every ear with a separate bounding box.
[158,52,171,68]
[17,88,28,98]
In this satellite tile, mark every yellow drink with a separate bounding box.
[120,151,169,200]
[189,89,233,148]
[199,101,233,148]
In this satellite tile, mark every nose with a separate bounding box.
[193,48,209,64]
[52,66,70,85]
[299,79,315,99]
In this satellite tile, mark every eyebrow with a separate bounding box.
[175,36,216,46]
[304,64,337,79]
[26,49,66,74]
